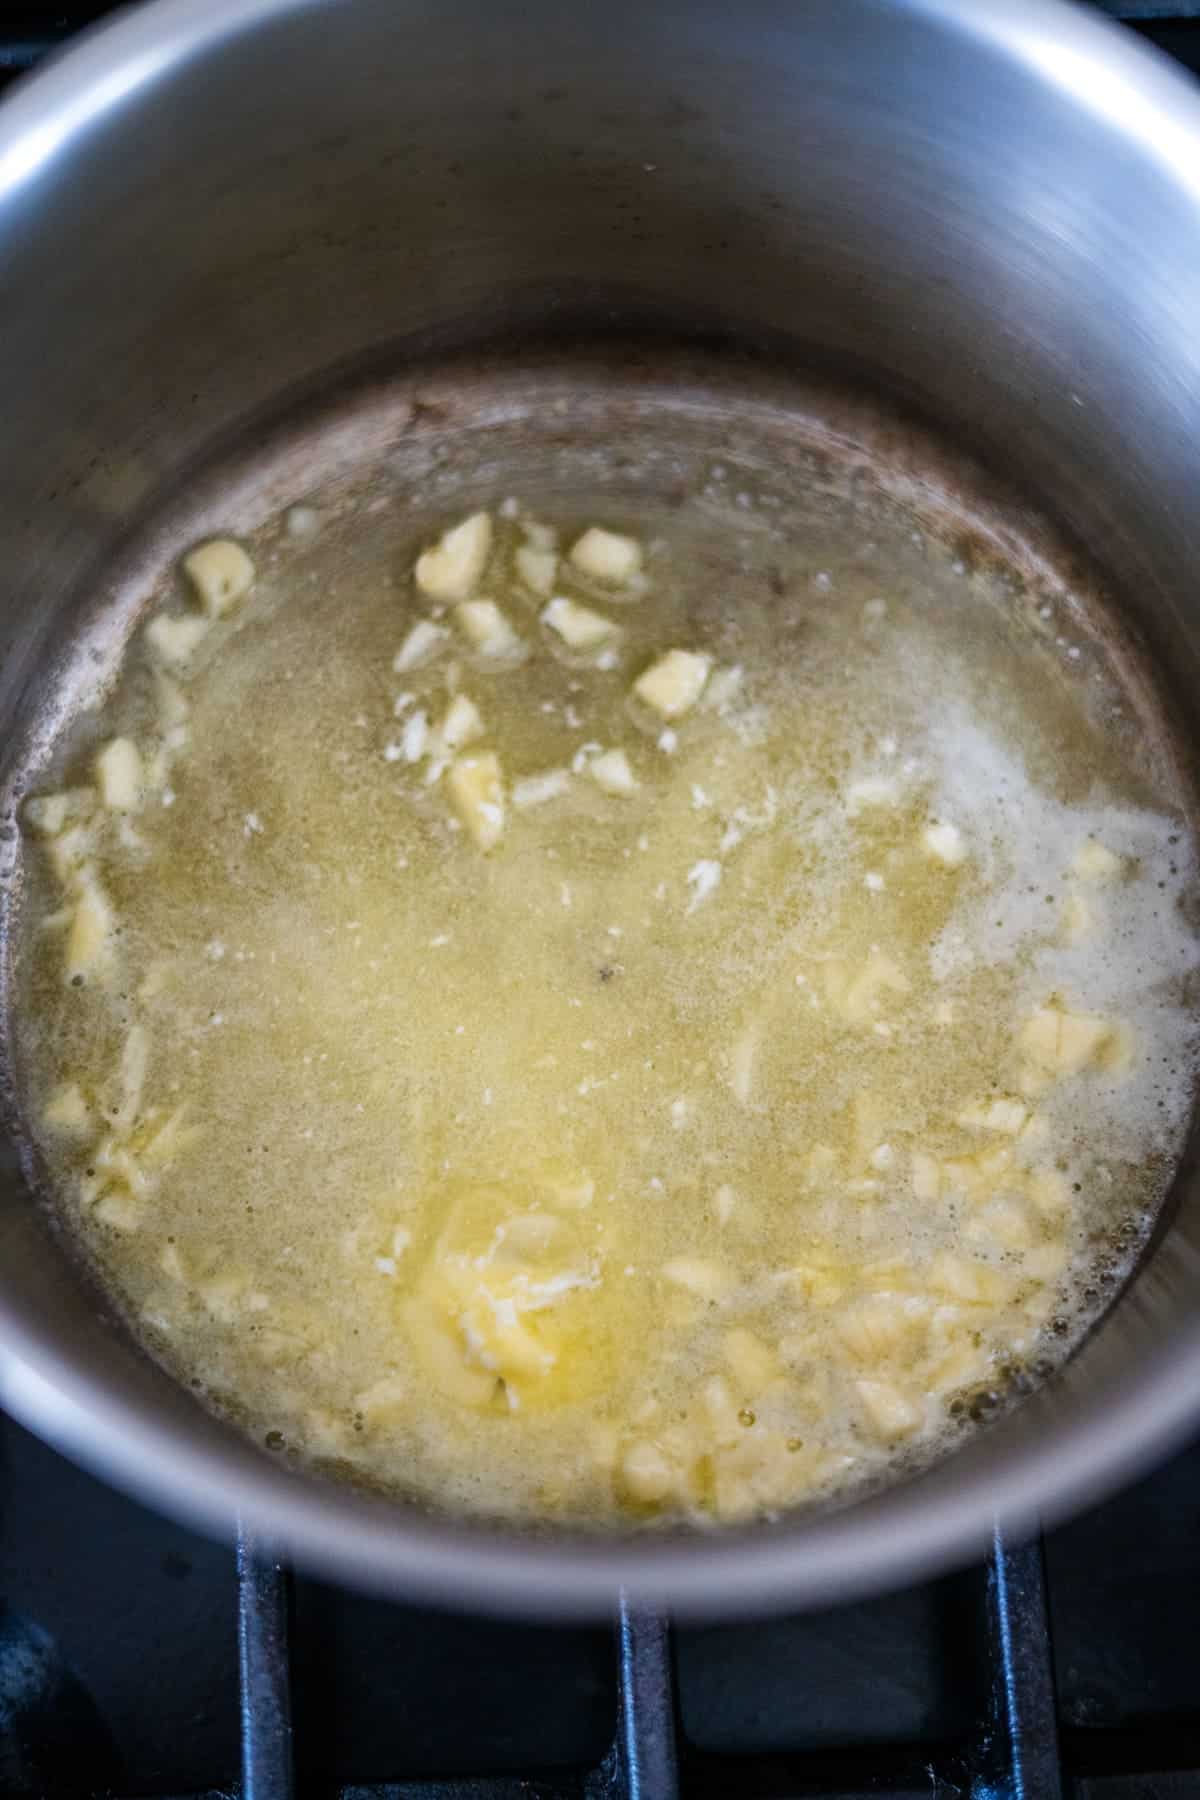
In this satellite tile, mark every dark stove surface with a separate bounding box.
[3,4,1200,1797]
[7,1404,1200,1796]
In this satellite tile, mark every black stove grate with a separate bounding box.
[10,1449,1200,1800]
[229,1527,1062,1800]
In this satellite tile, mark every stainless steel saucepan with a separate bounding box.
[1,0,1200,1618]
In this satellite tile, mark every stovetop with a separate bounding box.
[3,5,1200,1798]
[8,1403,1200,1796]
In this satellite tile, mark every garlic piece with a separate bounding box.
[928,1252,1011,1305]
[941,1143,1013,1195]
[855,1378,922,1441]
[806,1144,837,1184]
[447,752,505,851]
[824,949,910,1025]
[1017,1111,1051,1152]
[93,1135,148,1196]
[512,768,571,810]
[589,748,639,796]
[521,519,558,552]
[727,1020,760,1106]
[569,526,642,585]
[24,788,94,837]
[400,709,429,763]
[967,1197,1035,1252]
[94,1191,142,1233]
[1027,1167,1072,1218]
[198,1273,248,1323]
[43,1082,92,1136]
[113,1024,149,1131]
[1027,1241,1068,1282]
[1099,1021,1135,1075]
[354,1374,409,1424]
[454,599,524,662]
[686,858,722,914]
[393,619,449,673]
[922,820,966,865]
[911,1151,942,1202]
[702,665,744,713]
[64,874,114,983]
[160,1244,187,1281]
[542,596,619,652]
[956,1096,1028,1135]
[95,737,143,811]
[721,1328,780,1394]
[786,1263,847,1307]
[1060,891,1095,944]
[137,1105,201,1170]
[846,776,899,815]
[439,693,484,753]
[414,511,492,602]
[154,670,189,729]
[926,1343,990,1398]
[634,650,711,719]
[1019,1001,1115,1075]
[1072,839,1125,883]
[837,1295,930,1363]
[661,1257,731,1300]
[46,821,95,885]
[145,612,211,666]
[395,1303,496,1411]
[515,544,558,596]
[619,1440,674,1504]
[183,538,255,617]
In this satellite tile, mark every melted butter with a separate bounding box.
[12,496,1200,1528]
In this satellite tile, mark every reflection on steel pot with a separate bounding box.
[1,0,1200,1618]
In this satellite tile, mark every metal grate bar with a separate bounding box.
[975,1527,1062,1800]
[230,1530,1072,1800]
[237,1527,295,1800]
[611,1594,678,1800]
